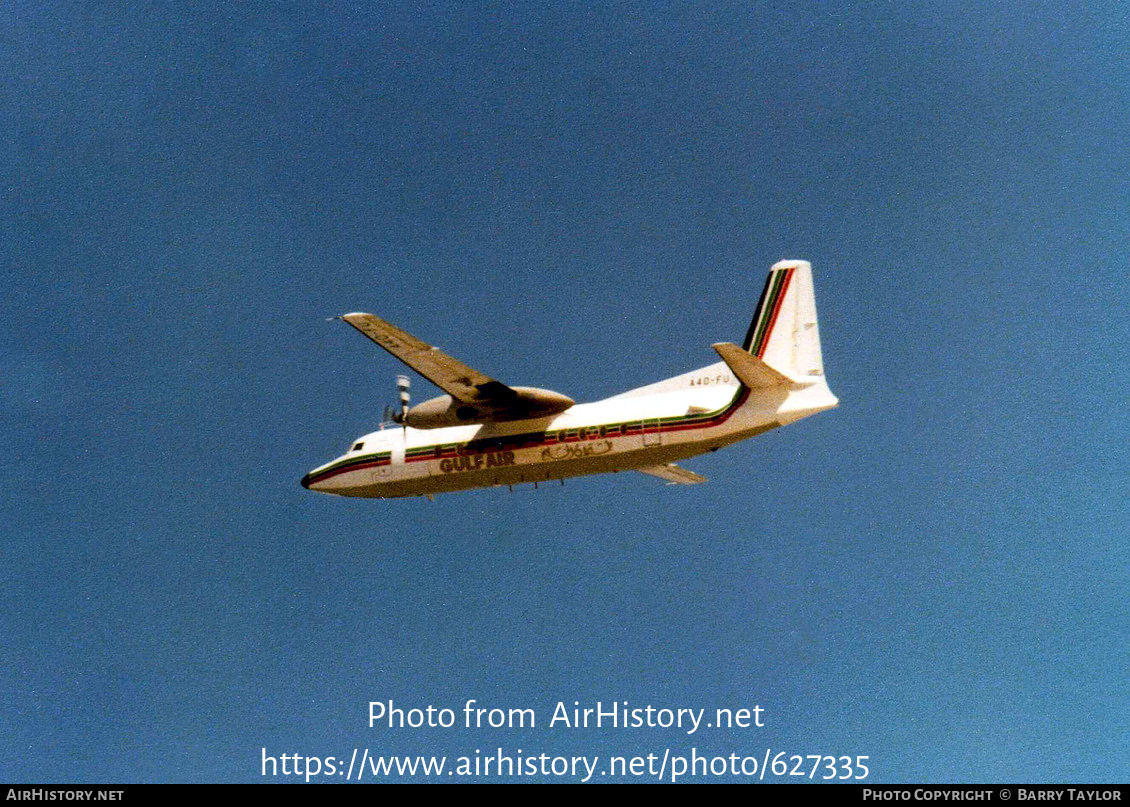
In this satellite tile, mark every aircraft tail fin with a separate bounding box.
[741,260,826,383]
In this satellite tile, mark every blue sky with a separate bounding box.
[3,1,1128,783]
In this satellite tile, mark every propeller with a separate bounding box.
[383,374,410,425]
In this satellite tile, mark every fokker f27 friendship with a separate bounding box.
[302,260,837,499]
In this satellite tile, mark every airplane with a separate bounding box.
[301,260,837,499]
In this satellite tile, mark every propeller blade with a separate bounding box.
[397,375,410,423]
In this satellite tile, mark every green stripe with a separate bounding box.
[316,451,393,476]
[415,387,744,458]
[319,387,746,480]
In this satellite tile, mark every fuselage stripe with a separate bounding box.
[304,386,752,486]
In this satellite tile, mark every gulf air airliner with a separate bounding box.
[302,260,837,499]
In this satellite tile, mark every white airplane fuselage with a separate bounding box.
[302,360,837,498]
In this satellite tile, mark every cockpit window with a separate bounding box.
[352,441,365,452]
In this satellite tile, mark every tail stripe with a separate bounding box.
[745,267,795,358]
[742,273,775,352]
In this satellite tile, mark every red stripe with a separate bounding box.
[402,388,751,463]
[313,387,753,484]
[308,457,391,484]
[310,382,756,485]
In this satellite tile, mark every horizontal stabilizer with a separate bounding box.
[712,342,797,389]
[637,463,707,485]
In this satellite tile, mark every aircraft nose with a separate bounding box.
[301,472,312,489]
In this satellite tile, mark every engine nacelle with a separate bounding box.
[405,387,574,429]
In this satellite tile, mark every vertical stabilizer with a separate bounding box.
[741,260,826,382]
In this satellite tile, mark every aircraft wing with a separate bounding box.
[636,463,707,485]
[341,313,518,406]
